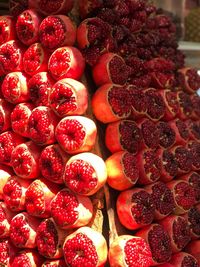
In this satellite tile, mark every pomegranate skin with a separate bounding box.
[109,235,153,267]
[185,240,200,263]
[63,226,108,267]
[48,46,85,81]
[159,252,199,267]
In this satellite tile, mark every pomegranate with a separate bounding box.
[28,72,54,107]
[0,164,13,199]
[1,72,30,104]
[42,258,67,267]
[10,249,44,267]
[63,226,108,267]
[55,116,97,154]
[106,151,139,191]
[183,204,200,239]
[185,240,200,264]
[0,98,14,133]
[138,118,159,149]
[0,201,16,238]
[109,235,153,267]
[48,78,88,117]
[16,9,42,46]
[159,252,199,267]
[136,224,172,265]
[25,177,60,218]
[63,152,107,196]
[23,42,49,76]
[0,238,18,266]
[177,67,200,94]
[116,188,155,230]
[39,15,76,50]
[36,217,68,259]
[0,15,16,45]
[3,175,32,212]
[39,144,69,184]
[181,171,200,203]
[10,141,42,179]
[51,188,93,229]
[92,83,131,123]
[9,212,41,248]
[48,46,85,81]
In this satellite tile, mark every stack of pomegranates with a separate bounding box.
[0,0,199,266]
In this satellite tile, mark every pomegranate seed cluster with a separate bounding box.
[0,0,199,266]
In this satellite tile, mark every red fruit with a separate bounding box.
[76,17,111,49]
[9,0,28,17]
[106,151,139,191]
[55,116,97,154]
[11,102,35,138]
[10,212,41,248]
[49,78,88,117]
[156,148,178,182]
[105,119,142,154]
[25,178,60,218]
[183,204,200,239]
[138,118,159,149]
[0,98,14,133]
[136,148,162,185]
[39,144,69,184]
[185,240,200,263]
[11,249,44,267]
[0,131,26,165]
[170,145,193,175]
[176,91,193,120]
[63,226,108,267]
[2,72,30,104]
[159,90,179,121]
[168,119,189,146]
[160,215,191,252]
[3,175,32,211]
[63,152,107,196]
[31,0,74,16]
[109,235,153,267]
[136,224,172,265]
[39,15,76,50]
[36,217,69,259]
[177,67,200,94]
[159,252,199,267]
[16,9,42,46]
[191,93,200,120]
[42,258,67,267]
[0,40,24,75]
[166,179,196,214]
[78,0,103,19]
[157,121,176,149]
[92,52,130,86]
[0,201,16,238]
[186,120,200,142]
[187,141,200,171]
[181,172,200,203]
[0,164,13,199]
[144,88,166,121]
[11,141,42,179]
[0,239,18,266]
[23,43,49,76]
[48,46,85,81]
[0,15,16,45]
[92,83,131,123]
[116,188,155,230]
[145,181,175,220]
[51,188,93,229]
[28,72,54,107]
[28,106,59,145]
[129,87,147,119]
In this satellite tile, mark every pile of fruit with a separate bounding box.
[0,0,200,266]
